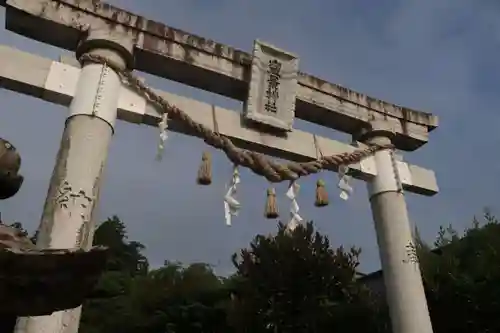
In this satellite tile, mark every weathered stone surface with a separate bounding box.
[0,224,109,316]
[2,0,439,151]
[0,45,439,196]
[245,40,299,131]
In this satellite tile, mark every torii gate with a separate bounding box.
[0,1,439,333]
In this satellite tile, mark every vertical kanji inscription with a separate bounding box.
[245,40,299,131]
[403,241,419,265]
[55,180,94,247]
[264,59,282,114]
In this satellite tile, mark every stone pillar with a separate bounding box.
[360,123,434,333]
[14,29,134,333]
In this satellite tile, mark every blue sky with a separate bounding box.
[1,0,500,275]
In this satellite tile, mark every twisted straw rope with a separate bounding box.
[79,54,393,183]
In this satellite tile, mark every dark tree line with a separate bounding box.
[77,218,378,333]
[3,210,500,333]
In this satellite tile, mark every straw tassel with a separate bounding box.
[264,187,279,219]
[196,151,212,185]
[315,179,329,207]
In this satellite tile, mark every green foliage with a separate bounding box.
[229,221,380,333]
[80,217,230,333]
[80,215,148,333]
[126,262,230,333]
[415,209,500,333]
[92,215,149,275]
[10,210,500,333]
[79,219,383,333]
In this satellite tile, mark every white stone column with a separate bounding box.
[364,131,434,333]
[14,29,134,333]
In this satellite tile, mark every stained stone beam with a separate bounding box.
[2,0,438,151]
[0,45,438,196]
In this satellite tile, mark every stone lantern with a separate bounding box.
[0,138,24,200]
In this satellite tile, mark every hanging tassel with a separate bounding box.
[196,151,212,185]
[314,179,329,207]
[264,187,279,219]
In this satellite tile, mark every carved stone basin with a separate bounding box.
[0,224,109,316]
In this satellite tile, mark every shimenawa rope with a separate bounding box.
[78,54,393,183]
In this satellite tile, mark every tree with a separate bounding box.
[415,209,500,333]
[92,215,149,275]
[229,221,380,333]
[124,262,231,333]
[80,217,231,333]
[80,216,149,333]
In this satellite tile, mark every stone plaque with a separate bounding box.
[244,40,299,131]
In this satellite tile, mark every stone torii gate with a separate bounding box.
[0,1,439,333]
